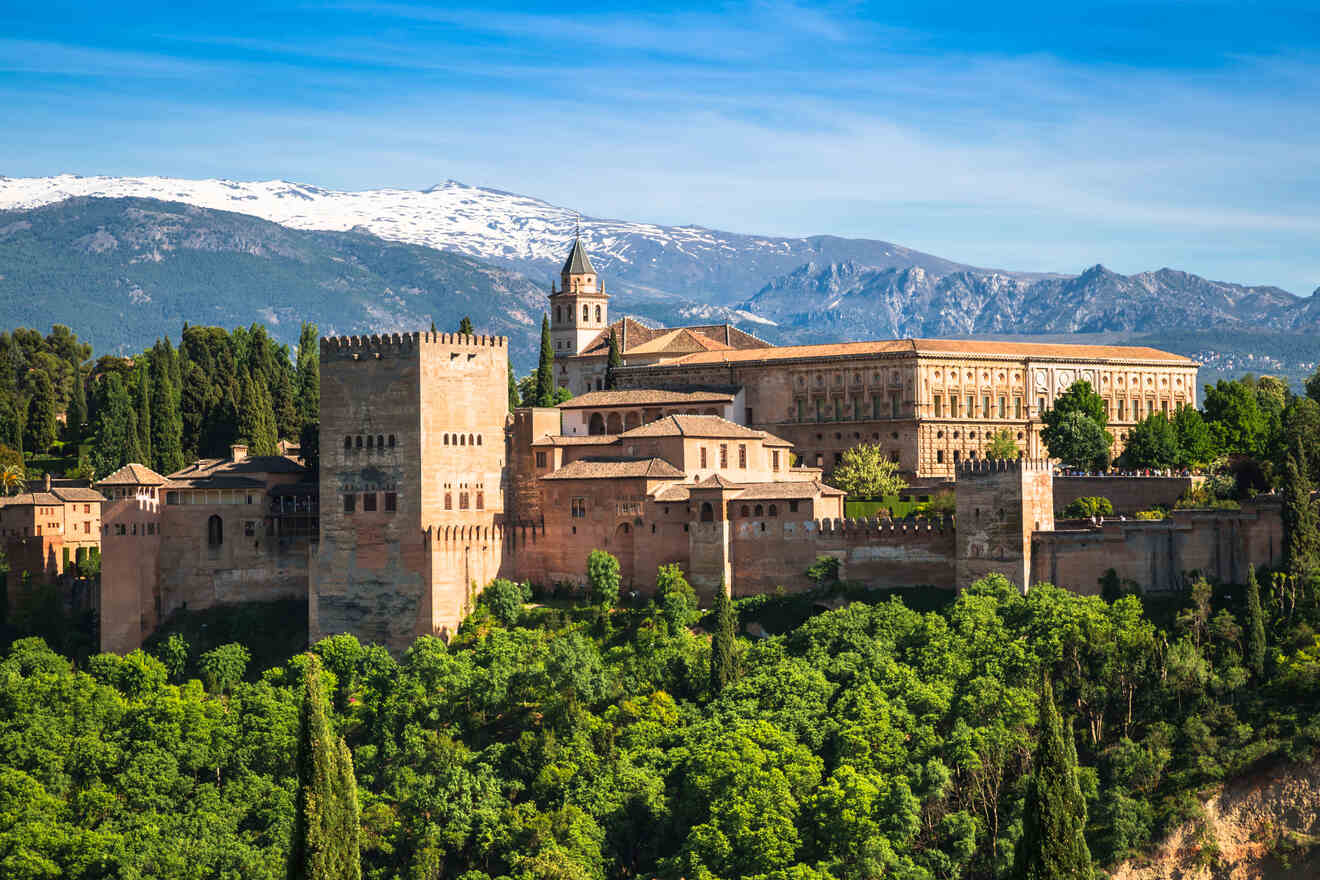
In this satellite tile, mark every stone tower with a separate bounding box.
[954,458,1054,592]
[311,331,510,653]
[549,235,609,356]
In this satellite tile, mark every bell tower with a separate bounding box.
[549,233,608,357]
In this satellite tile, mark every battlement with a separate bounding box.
[321,331,508,357]
[956,458,1052,477]
[812,516,954,536]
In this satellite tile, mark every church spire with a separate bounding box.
[561,234,596,277]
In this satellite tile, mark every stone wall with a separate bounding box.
[99,491,162,653]
[1053,475,1202,515]
[1033,499,1283,594]
[955,459,1054,591]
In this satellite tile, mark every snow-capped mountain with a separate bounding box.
[0,175,991,305]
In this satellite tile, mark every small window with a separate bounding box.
[937,450,945,464]
[363,492,377,512]
[741,505,750,517]
[444,434,450,446]
[459,492,469,510]
[476,492,484,510]
[445,492,453,510]
[388,434,396,448]
[207,514,223,546]
[243,520,255,537]
[344,436,352,450]
[789,501,800,513]
[772,450,780,472]
[754,504,763,516]
[355,436,363,449]
[384,492,397,512]
[460,434,466,446]
[536,451,547,468]
[719,444,728,468]
[738,444,747,469]
[377,434,384,449]
[367,435,374,449]
[583,305,589,321]
[595,305,602,322]
[768,504,778,517]
[572,497,587,518]
[700,447,708,469]
[476,435,483,446]
[343,494,356,514]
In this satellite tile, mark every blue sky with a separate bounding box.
[2,1,1318,294]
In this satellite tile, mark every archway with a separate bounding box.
[700,502,714,522]
[606,412,623,434]
[589,413,605,435]
[624,411,640,430]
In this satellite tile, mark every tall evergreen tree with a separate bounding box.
[1013,676,1092,880]
[66,356,86,444]
[288,655,362,880]
[0,398,22,458]
[507,358,518,412]
[23,371,58,455]
[150,364,185,475]
[92,374,143,474]
[296,323,320,426]
[1245,564,1267,679]
[604,328,622,390]
[1282,451,1320,578]
[709,583,737,695]
[458,316,474,336]
[272,364,300,439]
[239,372,280,457]
[535,314,554,407]
[135,360,152,469]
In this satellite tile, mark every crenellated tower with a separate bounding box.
[549,234,608,356]
[954,458,1054,593]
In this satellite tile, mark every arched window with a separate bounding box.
[355,436,363,449]
[700,502,714,522]
[388,434,396,447]
[344,435,352,450]
[444,434,449,445]
[445,493,452,510]
[583,305,589,322]
[468,433,475,446]
[366,435,374,448]
[589,413,605,435]
[606,412,622,433]
[754,504,764,516]
[595,305,602,322]
[555,307,561,323]
[768,504,778,517]
[476,435,482,445]
[459,434,466,446]
[207,515,223,547]
[740,505,750,517]
[377,434,384,450]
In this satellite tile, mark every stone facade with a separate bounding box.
[310,331,509,652]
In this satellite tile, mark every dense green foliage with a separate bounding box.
[587,550,622,606]
[7,563,1320,879]
[1042,382,1113,470]
[536,314,555,407]
[1060,496,1113,519]
[830,442,907,498]
[605,329,622,390]
[985,429,1019,461]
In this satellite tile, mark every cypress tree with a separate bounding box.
[1282,451,1320,578]
[1013,676,1092,880]
[66,356,87,444]
[273,364,300,439]
[507,358,518,412]
[709,583,737,695]
[535,314,554,407]
[24,371,58,455]
[239,372,280,457]
[0,398,22,458]
[458,316,474,336]
[136,360,152,469]
[1245,564,1267,679]
[288,655,361,880]
[604,328,622,390]
[92,374,143,474]
[296,323,320,426]
[151,365,186,475]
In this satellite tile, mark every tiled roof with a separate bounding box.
[0,492,62,506]
[165,475,268,490]
[620,414,765,439]
[532,434,620,446]
[96,463,168,486]
[558,387,736,409]
[693,474,741,489]
[625,328,733,356]
[561,236,596,276]
[542,457,685,480]
[661,338,1196,366]
[651,479,842,502]
[760,431,794,448]
[51,487,107,502]
[577,318,769,358]
[169,455,306,479]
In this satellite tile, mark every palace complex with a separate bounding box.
[94,237,1282,655]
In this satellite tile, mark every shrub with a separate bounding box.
[1062,496,1114,519]
[1134,508,1167,520]
[198,642,251,694]
[587,549,621,606]
[481,578,528,626]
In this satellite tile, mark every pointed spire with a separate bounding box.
[561,234,596,276]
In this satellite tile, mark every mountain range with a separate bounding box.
[0,174,1316,382]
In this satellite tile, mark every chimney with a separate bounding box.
[43,473,51,492]
[230,443,248,463]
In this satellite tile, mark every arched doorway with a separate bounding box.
[589,413,605,435]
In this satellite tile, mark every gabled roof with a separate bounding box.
[652,479,843,503]
[620,414,766,440]
[557,387,737,409]
[0,492,62,507]
[51,487,107,502]
[575,318,770,359]
[561,237,596,276]
[541,457,684,480]
[661,338,1196,367]
[96,463,168,487]
[693,474,741,489]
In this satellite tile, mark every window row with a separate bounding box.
[931,394,1024,420]
[106,521,159,537]
[554,305,603,324]
[695,443,775,471]
[344,434,397,452]
[167,489,258,505]
[343,492,399,513]
[737,504,779,517]
[443,433,483,447]
[443,491,484,511]
[795,395,906,422]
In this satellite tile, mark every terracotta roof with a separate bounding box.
[651,479,842,502]
[625,328,734,356]
[620,414,765,439]
[169,455,306,479]
[51,487,106,502]
[0,492,62,506]
[532,434,620,446]
[96,463,168,486]
[541,457,685,480]
[558,388,736,409]
[659,338,1196,367]
[577,318,769,358]
[760,431,794,448]
[693,474,741,489]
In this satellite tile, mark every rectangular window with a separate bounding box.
[384,492,397,512]
[738,444,747,468]
[84,521,91,533]
[536,451,547,468]
[700,447,708,469]
[1161,399,1169,414]
[459,492,469,510]
[1015,397,1023,419]
[1118,399,1125,420]
[889,450,900,463]
[789,500,800,513]
[719,444,728,468]
[84,504,90,514]
[815,399,824,422]
[951,396,959,418]
[772,450,780,472]
[796,399,805,421]
[967,395,975,418]
[476,492,484,510]
[933,395,943,417]
[997,396,1006,419]
[835,399,844,421]
[1038,396,1046,413]
[343,494,356,514]
[834,452,843,466]
[363,492,377,512]
[1147,399,1154,416]
[746,407,754,424]
[814,453,824,467]
[936,449,945,464]
[983,395,991,418]
[244,520,255,537]
[891,393,901,418]
[571,497,586,518]
[444,492,452,510]
[873,396,882,419]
